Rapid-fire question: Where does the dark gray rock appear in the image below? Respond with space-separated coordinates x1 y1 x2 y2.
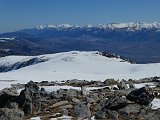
74 103 91 119
106 110 119 120
0 88 18 108
16 81 42 114
126 87 154 106
105 96 129 110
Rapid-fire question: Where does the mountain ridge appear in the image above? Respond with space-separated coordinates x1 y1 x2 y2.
35 22 160 30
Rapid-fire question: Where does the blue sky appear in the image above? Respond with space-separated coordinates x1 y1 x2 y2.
0 0 160 33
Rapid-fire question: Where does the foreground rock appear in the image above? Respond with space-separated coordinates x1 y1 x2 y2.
0 88 18 108
126 87 154 106
74 103 91 119
1 78 160 119
16 81 42 114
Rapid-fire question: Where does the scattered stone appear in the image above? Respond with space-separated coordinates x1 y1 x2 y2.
1 78 160 119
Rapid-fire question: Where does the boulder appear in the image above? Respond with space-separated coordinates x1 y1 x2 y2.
16 81 42 114
105 96 129 110
74 103 91 119
126 87 154 106
106 110 119 120
0 88 18 108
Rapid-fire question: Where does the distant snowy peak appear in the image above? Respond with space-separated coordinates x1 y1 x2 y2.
97 22 160 30
36 22 160 31
37 24 79 30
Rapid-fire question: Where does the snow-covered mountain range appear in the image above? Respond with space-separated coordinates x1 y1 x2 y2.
0 51 160 89
1 22 160 63
36 22 160 31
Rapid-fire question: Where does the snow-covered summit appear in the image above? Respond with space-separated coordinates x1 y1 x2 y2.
97 22 160 30
36 22 160 31
0 51 160 84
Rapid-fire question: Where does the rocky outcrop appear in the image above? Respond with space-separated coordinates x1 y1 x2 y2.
16 81 41 114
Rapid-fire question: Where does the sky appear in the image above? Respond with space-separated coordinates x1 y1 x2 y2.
0 0 160 33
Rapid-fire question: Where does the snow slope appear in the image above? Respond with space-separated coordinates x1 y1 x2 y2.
0 51 160 89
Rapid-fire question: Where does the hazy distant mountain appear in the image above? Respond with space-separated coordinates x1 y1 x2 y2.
0 22 160 63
